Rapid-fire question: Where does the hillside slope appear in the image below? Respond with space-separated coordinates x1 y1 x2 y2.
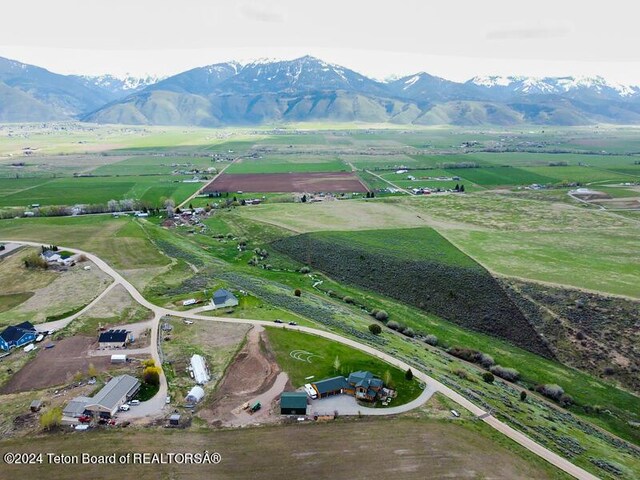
273 228 554 357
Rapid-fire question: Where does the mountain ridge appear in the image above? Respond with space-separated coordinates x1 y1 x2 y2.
2 54 640 126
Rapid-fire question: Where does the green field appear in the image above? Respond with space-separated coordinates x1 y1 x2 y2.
266 328 423 406
91 156 224 175
0 175 202 207
225 155 348 174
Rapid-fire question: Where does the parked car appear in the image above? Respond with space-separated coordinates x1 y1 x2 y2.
165 396 171 404
288 321 297 326
129 400 140 406
119 404 130 411
450 410 460 418
274 319 283 324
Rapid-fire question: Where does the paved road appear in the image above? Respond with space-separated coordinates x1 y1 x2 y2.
1 239 600 480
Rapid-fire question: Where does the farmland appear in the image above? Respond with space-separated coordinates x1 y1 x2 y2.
203 172 368 193
1 124 639 479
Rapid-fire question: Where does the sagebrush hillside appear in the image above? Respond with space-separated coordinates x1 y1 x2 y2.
273 227 554 357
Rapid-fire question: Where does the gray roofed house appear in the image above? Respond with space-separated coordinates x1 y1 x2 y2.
211 289 239 309
63 396 91 418
84 374 140 417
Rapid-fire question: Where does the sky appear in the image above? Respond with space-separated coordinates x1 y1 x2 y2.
1 0 640 84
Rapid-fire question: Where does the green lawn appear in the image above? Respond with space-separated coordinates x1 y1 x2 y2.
443 166 556 186
91 156 224 175
225 155 348 174
0 292 34 313
266 327 423 406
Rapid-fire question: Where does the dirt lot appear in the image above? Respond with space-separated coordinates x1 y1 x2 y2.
203 172 369 193
0 417 562 479
0 336 110 394
200 326 285 426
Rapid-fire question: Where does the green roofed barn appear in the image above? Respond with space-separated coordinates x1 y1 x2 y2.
280 392 308 415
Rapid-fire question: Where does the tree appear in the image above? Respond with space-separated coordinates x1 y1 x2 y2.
454 183 460 191
368 324 382 335
375 310 389 322
460 184 465 192
520 390 527 402
301 194 307 203
402 327 415 338
371 192 375 198
386 320 400 330
383 370 393 387
87 363 97 378
142 359 156 368
424 334 438 346
333 356 341 372
143 365 161 386
107 199 119 212
40 407 63 431
189 203 193 210
294 288 302 297
405 368 413 381
482 372 495 383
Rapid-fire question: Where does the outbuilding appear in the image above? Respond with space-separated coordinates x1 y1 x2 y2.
280 392 308 415
210 289 239 309
185 386 205 404
169 414 181 426
110 354 127 364
190 354 210 384
30 400 43 412
98 329 131 349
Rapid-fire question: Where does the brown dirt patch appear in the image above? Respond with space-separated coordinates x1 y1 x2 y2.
203 172 368 193
0 336 110 394
200 326 284 425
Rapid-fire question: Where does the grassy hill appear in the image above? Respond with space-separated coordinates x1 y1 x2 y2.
273 227 553 357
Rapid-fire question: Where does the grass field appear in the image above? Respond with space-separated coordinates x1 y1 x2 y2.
0 175 203 208
225 155 348 174
266 328 422 406
91 156 224 175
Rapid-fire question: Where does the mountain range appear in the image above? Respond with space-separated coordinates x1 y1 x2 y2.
2 55 640 126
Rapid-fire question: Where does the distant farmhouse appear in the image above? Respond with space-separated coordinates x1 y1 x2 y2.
310 371 384 402
211 289 239 309
0 321 37 351
63 374 140 421
98 329 132 349
40 249 74 266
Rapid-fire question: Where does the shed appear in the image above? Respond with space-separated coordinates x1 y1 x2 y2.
169 414 181 426
185 386 205 404
110 354 127 364
280 392 308 415
30 400 43 412
63 396 90 418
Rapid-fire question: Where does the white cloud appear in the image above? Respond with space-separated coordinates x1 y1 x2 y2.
238 2 285 23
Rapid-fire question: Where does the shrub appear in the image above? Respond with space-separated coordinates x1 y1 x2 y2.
368 324 382 335
520 390 527 402
536 384 565 401
143 366 161 386
423 334 438 346
387 321 400 330
405 368 413 380
343 296 355 304
294 289 302 297
369 309 379 317
375 310 389 322
448 346 481 363
40 407 63 431
482 372 495 383
24 253 48 270
300 266 311 274
402 327 415 338
479 353 495 368
559 394 574 407
490 365 520 382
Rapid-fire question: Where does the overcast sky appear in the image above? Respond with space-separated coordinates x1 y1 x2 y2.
2 0 639 84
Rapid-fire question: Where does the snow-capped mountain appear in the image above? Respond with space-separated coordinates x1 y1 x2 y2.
2 54 640 125
77 74 163 94
468 75 640 99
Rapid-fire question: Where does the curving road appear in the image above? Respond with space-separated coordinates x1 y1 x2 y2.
1 240 599 480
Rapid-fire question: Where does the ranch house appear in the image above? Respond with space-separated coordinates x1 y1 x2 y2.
0 321 37 351
311 370 384 402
